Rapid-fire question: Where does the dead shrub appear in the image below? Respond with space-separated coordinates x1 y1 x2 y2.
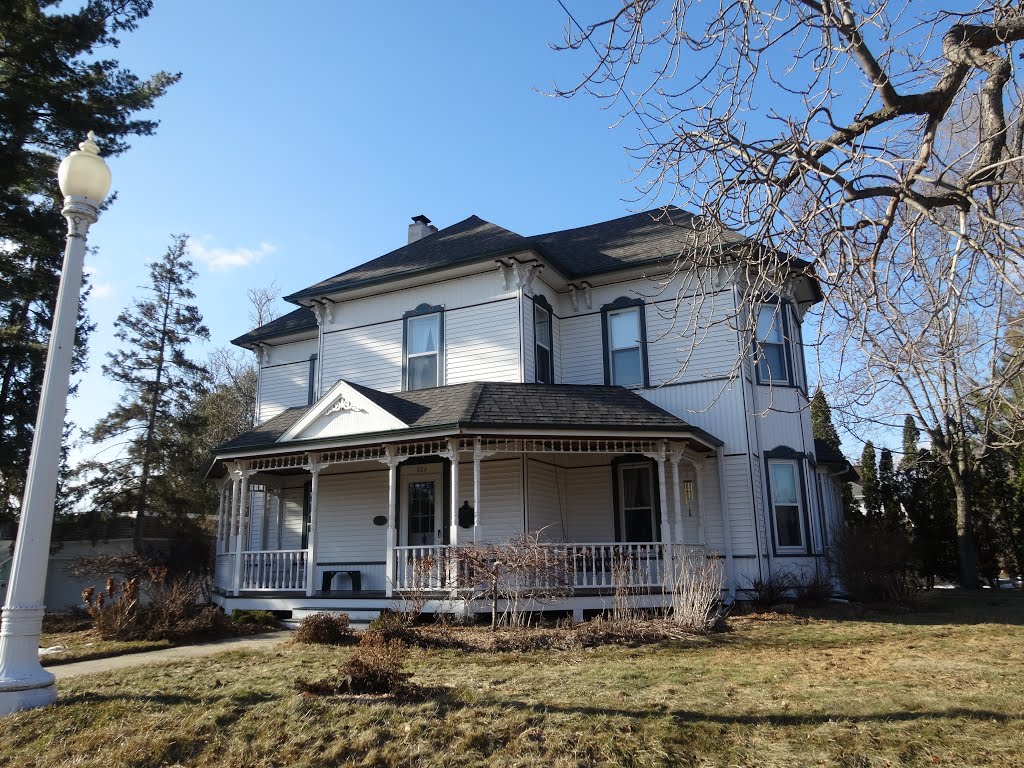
745 571 797 608
293 612 352 645
793 568 835 606
340 632 409 694
82 568 226 642
664 547 724 631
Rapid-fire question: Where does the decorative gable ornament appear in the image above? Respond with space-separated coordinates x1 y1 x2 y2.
325 396 363 416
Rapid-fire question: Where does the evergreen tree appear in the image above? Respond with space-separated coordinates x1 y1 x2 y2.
878 447 901 529
810 388 859 523
811 389 841 449
860 442 881 524
80 235 209 546
901 415 920 469
0 1 178 522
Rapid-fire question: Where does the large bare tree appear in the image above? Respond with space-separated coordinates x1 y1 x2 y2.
553 1 1024 586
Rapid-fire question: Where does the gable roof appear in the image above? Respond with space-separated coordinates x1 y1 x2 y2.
284 216 532 303
214 381 722 456
814 438 859 482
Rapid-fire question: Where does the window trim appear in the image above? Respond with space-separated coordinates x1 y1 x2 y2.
764 451 811 555
754 302 795 386
402 303 444 391
611 455 661 543
307 354 318 405
533 295 554 384
601 296 649 388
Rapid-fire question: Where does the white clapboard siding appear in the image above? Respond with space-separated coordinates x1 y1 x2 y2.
320 321 403 393
754 386 811 454
722 455 756 557
456 457 524 544
639 381 747 453
279 487 306 550
246 488 266 551
318 269 520 334
261 338 318 366
522 297 535 384
559 314 604 385
314 471 390 591
645 295 740 384
525 459 564 541
562 464 615 542
258 362 310 423
445 300 521 384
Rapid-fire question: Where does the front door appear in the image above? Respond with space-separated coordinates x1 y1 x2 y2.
401 464 444 546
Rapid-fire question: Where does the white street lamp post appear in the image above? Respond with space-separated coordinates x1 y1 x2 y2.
0 133 111 715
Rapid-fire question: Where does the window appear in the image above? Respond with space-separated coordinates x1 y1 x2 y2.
616 461 658 542
755 304 792 384
534 299 553 383
307 354 318 405
768 460 806 551
602 298 647 387
403 304 443 390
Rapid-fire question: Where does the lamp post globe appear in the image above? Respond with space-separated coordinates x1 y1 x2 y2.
0 132 110 716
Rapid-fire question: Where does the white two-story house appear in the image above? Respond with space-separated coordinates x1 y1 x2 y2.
207 208 853 618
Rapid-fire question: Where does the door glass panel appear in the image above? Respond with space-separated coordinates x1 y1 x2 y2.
408 480 435 545
620 465 655 542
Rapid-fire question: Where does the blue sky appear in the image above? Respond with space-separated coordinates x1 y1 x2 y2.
70 1 876 464
73 2 657 460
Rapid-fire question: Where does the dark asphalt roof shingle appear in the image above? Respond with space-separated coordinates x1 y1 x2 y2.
214 382 722 455
284 216 531 303
231 306 318 347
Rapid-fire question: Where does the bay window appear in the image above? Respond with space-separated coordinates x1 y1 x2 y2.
768 460 806 552
755 304 793 385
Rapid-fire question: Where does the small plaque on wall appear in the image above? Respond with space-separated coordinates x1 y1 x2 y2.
372 515 387 527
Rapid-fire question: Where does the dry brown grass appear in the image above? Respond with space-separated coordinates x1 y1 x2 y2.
3 591 1023 767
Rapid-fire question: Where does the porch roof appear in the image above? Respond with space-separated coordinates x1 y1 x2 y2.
215 381 723 456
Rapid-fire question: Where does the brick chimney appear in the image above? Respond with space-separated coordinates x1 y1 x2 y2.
408 214 438 244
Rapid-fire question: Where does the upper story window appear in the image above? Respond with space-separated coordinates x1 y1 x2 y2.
403 304 444 390
755 304 793 385
534 297 553 384
602 297 648 388
768 459 806 552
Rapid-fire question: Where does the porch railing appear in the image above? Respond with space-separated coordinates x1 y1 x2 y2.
392 542 702 593
239 549 307 592
214 552 235 592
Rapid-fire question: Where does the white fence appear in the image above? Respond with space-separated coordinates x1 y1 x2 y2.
238 549 307 592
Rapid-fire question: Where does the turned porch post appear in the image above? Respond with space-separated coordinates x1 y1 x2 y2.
232 464 255 596
654 442 671 547
448 438 460 548
670 452 684 545
473 437 482 543
215 480 227 555
304 455 322 597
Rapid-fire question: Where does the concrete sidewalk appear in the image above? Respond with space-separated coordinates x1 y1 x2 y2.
46 631 291 679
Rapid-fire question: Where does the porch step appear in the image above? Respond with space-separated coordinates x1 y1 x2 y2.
290 607 382 624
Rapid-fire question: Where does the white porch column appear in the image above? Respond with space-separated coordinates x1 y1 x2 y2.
304 455 322 597
232 464 255 596
448 438 460 548
377 446 408 598
716 446 736 597
670 453 684 545
694 462 707 545
274 489 285 550
654 442 671 547
473 438 482 543
226 465 240 553
215 480 227 554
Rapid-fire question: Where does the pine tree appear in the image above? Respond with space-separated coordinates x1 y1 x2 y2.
901 415 921 469
810 388 858 523
81 235 209 546
860 442 881 524
811 389 841 449
0 1 178 523
878 447 901 529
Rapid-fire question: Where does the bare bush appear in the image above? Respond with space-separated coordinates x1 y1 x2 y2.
829 526 919 603
455 533 573 629
293 612 352 645
339 632 409 694
664 547 724 631
745 571 798 609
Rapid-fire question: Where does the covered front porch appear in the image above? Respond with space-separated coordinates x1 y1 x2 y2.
211 433 731 607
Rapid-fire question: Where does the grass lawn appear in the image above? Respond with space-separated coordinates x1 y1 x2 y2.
2 591 1023 767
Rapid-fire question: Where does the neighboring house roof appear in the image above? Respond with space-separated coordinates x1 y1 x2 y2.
231 306 318 347
214 381 722 456
814 439 859 482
